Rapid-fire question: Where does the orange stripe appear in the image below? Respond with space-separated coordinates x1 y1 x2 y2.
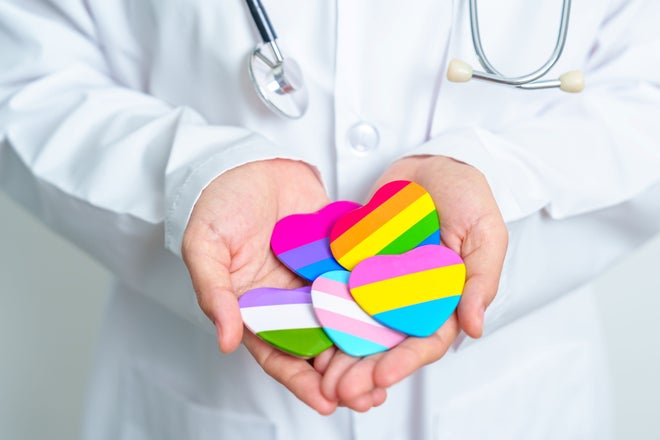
331 182 426 259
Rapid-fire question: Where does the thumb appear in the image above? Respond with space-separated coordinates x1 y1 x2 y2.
183 239 244 353
455 215 508 338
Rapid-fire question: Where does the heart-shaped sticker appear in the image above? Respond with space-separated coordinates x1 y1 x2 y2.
311 270 407 357
239 286 333 358
330 180 440 270
348 245 465 337
271 201 361 280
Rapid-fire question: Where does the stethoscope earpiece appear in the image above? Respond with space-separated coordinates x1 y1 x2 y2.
446 59 474 83
558 70 585 93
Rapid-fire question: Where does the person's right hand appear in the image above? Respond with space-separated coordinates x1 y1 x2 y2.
181 159 387 414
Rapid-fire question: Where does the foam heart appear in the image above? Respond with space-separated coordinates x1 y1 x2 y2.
311 270 407 357
348 245 465 337
330 180 440 270
239 286 333 358
271 201 361 280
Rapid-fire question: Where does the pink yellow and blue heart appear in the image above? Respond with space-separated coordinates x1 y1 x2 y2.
239 180 466 357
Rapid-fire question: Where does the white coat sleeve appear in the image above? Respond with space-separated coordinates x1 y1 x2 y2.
407 0 660 336
0 1 315 328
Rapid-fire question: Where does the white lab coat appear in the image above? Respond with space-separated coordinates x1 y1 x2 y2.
1 0 660 439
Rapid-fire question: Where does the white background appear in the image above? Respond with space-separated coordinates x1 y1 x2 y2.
1 191 659 439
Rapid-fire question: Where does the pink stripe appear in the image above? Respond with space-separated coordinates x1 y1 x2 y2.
311 277 353 300
271 201 360 254
315 309 406 348
349 245 463 288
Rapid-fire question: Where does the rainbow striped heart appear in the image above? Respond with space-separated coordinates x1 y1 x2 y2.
330 180 440 270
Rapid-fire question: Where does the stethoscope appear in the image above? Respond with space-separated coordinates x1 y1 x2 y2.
245 0 584 119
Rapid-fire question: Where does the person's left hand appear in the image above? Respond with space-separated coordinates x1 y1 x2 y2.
318 155 508 404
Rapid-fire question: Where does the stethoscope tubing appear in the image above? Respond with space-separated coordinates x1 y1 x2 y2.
245 0 277 43
243 0 582 119
245 0 284 63
469 0 571 88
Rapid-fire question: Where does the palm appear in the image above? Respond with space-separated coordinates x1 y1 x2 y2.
216 208 302 297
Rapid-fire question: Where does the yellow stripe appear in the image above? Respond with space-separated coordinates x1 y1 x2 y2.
350 264 466 315
331 183 426 258
337 193 435 270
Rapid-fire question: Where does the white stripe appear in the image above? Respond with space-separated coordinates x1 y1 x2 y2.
240 304 320 333
311 291 381 326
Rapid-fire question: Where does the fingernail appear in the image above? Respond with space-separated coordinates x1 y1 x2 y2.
476 306 486 334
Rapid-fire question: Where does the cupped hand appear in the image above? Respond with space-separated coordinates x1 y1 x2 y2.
181 159 341 414
321 155 508 404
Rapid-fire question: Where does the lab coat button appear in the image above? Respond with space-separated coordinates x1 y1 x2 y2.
347 122 379 155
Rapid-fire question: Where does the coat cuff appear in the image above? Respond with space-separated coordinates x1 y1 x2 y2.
401 127 548 224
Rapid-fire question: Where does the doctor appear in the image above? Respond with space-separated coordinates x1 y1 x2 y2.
1 0 659 439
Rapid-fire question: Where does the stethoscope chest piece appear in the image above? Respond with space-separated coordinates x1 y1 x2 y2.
248 45 308 119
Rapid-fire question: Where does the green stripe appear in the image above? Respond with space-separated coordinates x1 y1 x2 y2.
257 328 333 358
377 210 440 255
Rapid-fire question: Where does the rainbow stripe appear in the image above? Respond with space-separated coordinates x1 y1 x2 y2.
239 286 333 358
348 245 465 337
311 271 406 357
330 181 440 270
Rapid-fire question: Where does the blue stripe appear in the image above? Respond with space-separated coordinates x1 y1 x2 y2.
373 295 460 337
317 270 350 283
323 328 389 357
297 258 344 281
417 230 441 247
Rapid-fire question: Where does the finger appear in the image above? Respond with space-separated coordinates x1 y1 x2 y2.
456 275 490 338
338 387 387 412
320 352 361 401
183 236 243 353
336 353 383 402
457 215 508 338
243 330 338 415
371 387 388 407
373 316 460 389
313 346 338 375
340 393 373 412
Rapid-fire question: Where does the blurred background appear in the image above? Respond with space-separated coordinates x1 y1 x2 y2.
1 191 659 439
